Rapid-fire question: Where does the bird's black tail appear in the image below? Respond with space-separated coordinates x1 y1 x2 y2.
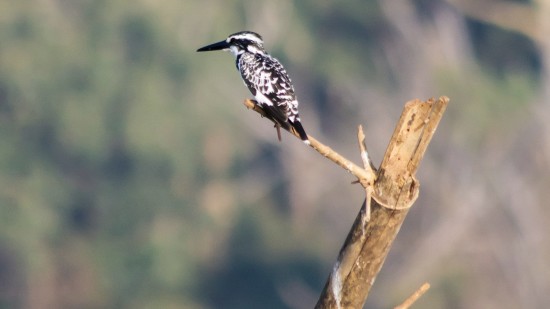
290 119 310 145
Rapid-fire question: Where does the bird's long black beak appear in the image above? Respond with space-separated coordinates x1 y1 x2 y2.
196 40 230 52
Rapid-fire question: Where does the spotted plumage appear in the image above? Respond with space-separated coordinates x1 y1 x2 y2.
197 31 309 144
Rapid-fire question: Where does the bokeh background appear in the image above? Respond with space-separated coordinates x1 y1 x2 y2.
0 0 548 308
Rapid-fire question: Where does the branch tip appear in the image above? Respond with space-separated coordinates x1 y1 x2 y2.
394 282 431 309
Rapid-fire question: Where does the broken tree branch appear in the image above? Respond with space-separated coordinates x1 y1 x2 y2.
315 97 448 308
243 96 449 308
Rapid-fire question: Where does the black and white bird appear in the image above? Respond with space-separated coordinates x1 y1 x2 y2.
197 31 309 144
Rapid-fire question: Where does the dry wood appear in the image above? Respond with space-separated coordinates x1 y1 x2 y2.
315 97 448 308
243 96 449 308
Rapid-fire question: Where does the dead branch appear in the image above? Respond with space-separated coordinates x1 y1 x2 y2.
243 96 449 308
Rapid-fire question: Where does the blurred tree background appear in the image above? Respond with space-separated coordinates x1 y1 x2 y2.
0 0 548 308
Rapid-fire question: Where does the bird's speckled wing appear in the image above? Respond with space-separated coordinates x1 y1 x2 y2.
238 53 299 129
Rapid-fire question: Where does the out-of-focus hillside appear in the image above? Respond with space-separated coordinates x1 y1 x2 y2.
0 1 548 308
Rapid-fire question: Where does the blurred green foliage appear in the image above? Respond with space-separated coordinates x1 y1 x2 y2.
0 0 542 308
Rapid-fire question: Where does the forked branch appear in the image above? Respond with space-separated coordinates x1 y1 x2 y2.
244 96 449 308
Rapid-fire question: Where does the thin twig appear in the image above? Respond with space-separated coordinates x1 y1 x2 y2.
394 282 431 309
357 125 377 174
244 99 377 185
357 125 376 221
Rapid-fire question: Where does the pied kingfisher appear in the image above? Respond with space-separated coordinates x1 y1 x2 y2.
197 31 309 144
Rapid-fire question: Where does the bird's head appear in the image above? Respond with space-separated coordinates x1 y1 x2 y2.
197 31 265 57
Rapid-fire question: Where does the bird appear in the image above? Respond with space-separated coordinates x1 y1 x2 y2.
197 31 309 144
